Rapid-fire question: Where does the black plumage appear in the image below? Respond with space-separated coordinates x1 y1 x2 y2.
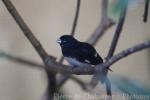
57 35 103 67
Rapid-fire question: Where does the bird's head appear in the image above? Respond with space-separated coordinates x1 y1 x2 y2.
57 35 78 48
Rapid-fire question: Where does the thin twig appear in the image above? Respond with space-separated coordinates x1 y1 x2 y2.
107 1 128 59
87 0 115 97
102 1 128 96
70 76 87 90
2 0 150 98
143 0 149 22
58 0 81 64
1 40 149 75
0 50 92 91
58 0 115 89
71 0 80 36
0 40 150 94
87 0 115 46
87 0 114 93
0 51 45 69
58 75 89 91
58 0 81 88
102 40 150 70
0 51 89 92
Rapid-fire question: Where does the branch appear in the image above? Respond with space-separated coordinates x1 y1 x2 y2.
0 50 98 93
58 0 81 63
87 0 115 46
58 0 114 92
0 51 45 70
107 1 128 59
143 0 149 22
58 0 115 90
58 0 81 88
1 40 150 99
0 51 91 92
0 50 97 93
2 0 56 99
1 40 149 75
0 40 150 95
100 2 128 96
88 0 128 96
101 40 150 70
71 0 80 36
2 0 150 98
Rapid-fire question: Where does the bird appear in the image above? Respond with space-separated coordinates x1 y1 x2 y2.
57 35 103 67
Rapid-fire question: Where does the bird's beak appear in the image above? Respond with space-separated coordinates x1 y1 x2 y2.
57 38 61 44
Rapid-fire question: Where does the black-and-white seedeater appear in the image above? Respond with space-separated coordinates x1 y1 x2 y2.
57 35 103 67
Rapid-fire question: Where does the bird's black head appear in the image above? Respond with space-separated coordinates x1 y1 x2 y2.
57 35 78 48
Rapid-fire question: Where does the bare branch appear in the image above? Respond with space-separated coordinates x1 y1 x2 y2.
0 50 94 92
2 0 55 61
0 51 45 69
2 0 56 99
71 0 81 36
107 1 128 59
102 40 150 70
87 0 115 46
86 0 115 96
2 0 150 98
1 40 150 99
0 40 150 97
59 0 81 64
99 2 128 96
59 76 91 92
58 0 115 90
58 0 81 88
57 74 70 88
70 76 87 90
1 40 149 75
143 0 149 22
0 51 89 93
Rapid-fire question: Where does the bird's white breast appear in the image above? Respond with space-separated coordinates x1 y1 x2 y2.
64 57 88 67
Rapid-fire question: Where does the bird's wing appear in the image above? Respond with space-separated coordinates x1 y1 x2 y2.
75 42 103 65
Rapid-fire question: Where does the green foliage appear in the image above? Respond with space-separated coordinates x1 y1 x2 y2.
108 0 142 19
111 75 150 100
109 0 128 18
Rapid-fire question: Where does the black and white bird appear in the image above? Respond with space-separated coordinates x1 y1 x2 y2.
57 35 103 67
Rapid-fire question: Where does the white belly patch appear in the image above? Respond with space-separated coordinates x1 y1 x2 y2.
65 57 87 67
